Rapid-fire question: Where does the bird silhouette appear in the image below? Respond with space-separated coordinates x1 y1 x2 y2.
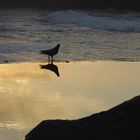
40 44 60 62
40 63 60 77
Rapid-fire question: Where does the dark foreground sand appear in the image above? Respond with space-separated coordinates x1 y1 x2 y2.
25 95 140 140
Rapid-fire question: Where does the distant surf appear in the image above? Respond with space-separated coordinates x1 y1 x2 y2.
48 10 140 32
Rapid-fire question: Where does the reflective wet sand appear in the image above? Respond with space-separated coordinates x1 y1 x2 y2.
0 61 139 140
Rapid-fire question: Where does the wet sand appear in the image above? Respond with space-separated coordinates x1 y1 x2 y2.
0 61 139 140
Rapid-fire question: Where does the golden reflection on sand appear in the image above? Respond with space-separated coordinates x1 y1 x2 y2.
0 61 140 131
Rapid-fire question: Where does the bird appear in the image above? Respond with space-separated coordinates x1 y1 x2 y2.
40 44 60 62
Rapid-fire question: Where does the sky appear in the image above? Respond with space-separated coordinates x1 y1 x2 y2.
0 0 140 10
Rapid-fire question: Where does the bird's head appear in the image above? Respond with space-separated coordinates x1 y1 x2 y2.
56 44 60 50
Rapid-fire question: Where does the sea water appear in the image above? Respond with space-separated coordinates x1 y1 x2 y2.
0 9 140 62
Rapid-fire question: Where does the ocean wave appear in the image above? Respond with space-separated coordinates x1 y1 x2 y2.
47 10 140 32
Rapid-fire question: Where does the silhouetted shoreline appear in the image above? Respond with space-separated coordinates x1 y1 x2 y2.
25 96 140 140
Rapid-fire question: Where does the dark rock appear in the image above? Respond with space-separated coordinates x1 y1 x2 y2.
4 60 9 63
25 96 140 140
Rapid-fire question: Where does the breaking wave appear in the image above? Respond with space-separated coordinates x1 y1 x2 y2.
48 10 140 32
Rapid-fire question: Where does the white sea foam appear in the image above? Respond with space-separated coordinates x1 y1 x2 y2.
48 10 140 32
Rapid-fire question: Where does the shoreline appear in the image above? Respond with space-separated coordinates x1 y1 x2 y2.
0 59 140 65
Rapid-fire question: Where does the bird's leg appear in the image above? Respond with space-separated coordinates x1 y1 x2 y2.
51 56 53 64
48 55 50 63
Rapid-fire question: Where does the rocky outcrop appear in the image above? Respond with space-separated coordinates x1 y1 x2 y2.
25 96 140 140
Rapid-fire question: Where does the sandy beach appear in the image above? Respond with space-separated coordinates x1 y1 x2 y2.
0 61 139 140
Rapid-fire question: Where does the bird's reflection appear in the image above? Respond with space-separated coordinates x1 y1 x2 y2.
40 62 60 77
